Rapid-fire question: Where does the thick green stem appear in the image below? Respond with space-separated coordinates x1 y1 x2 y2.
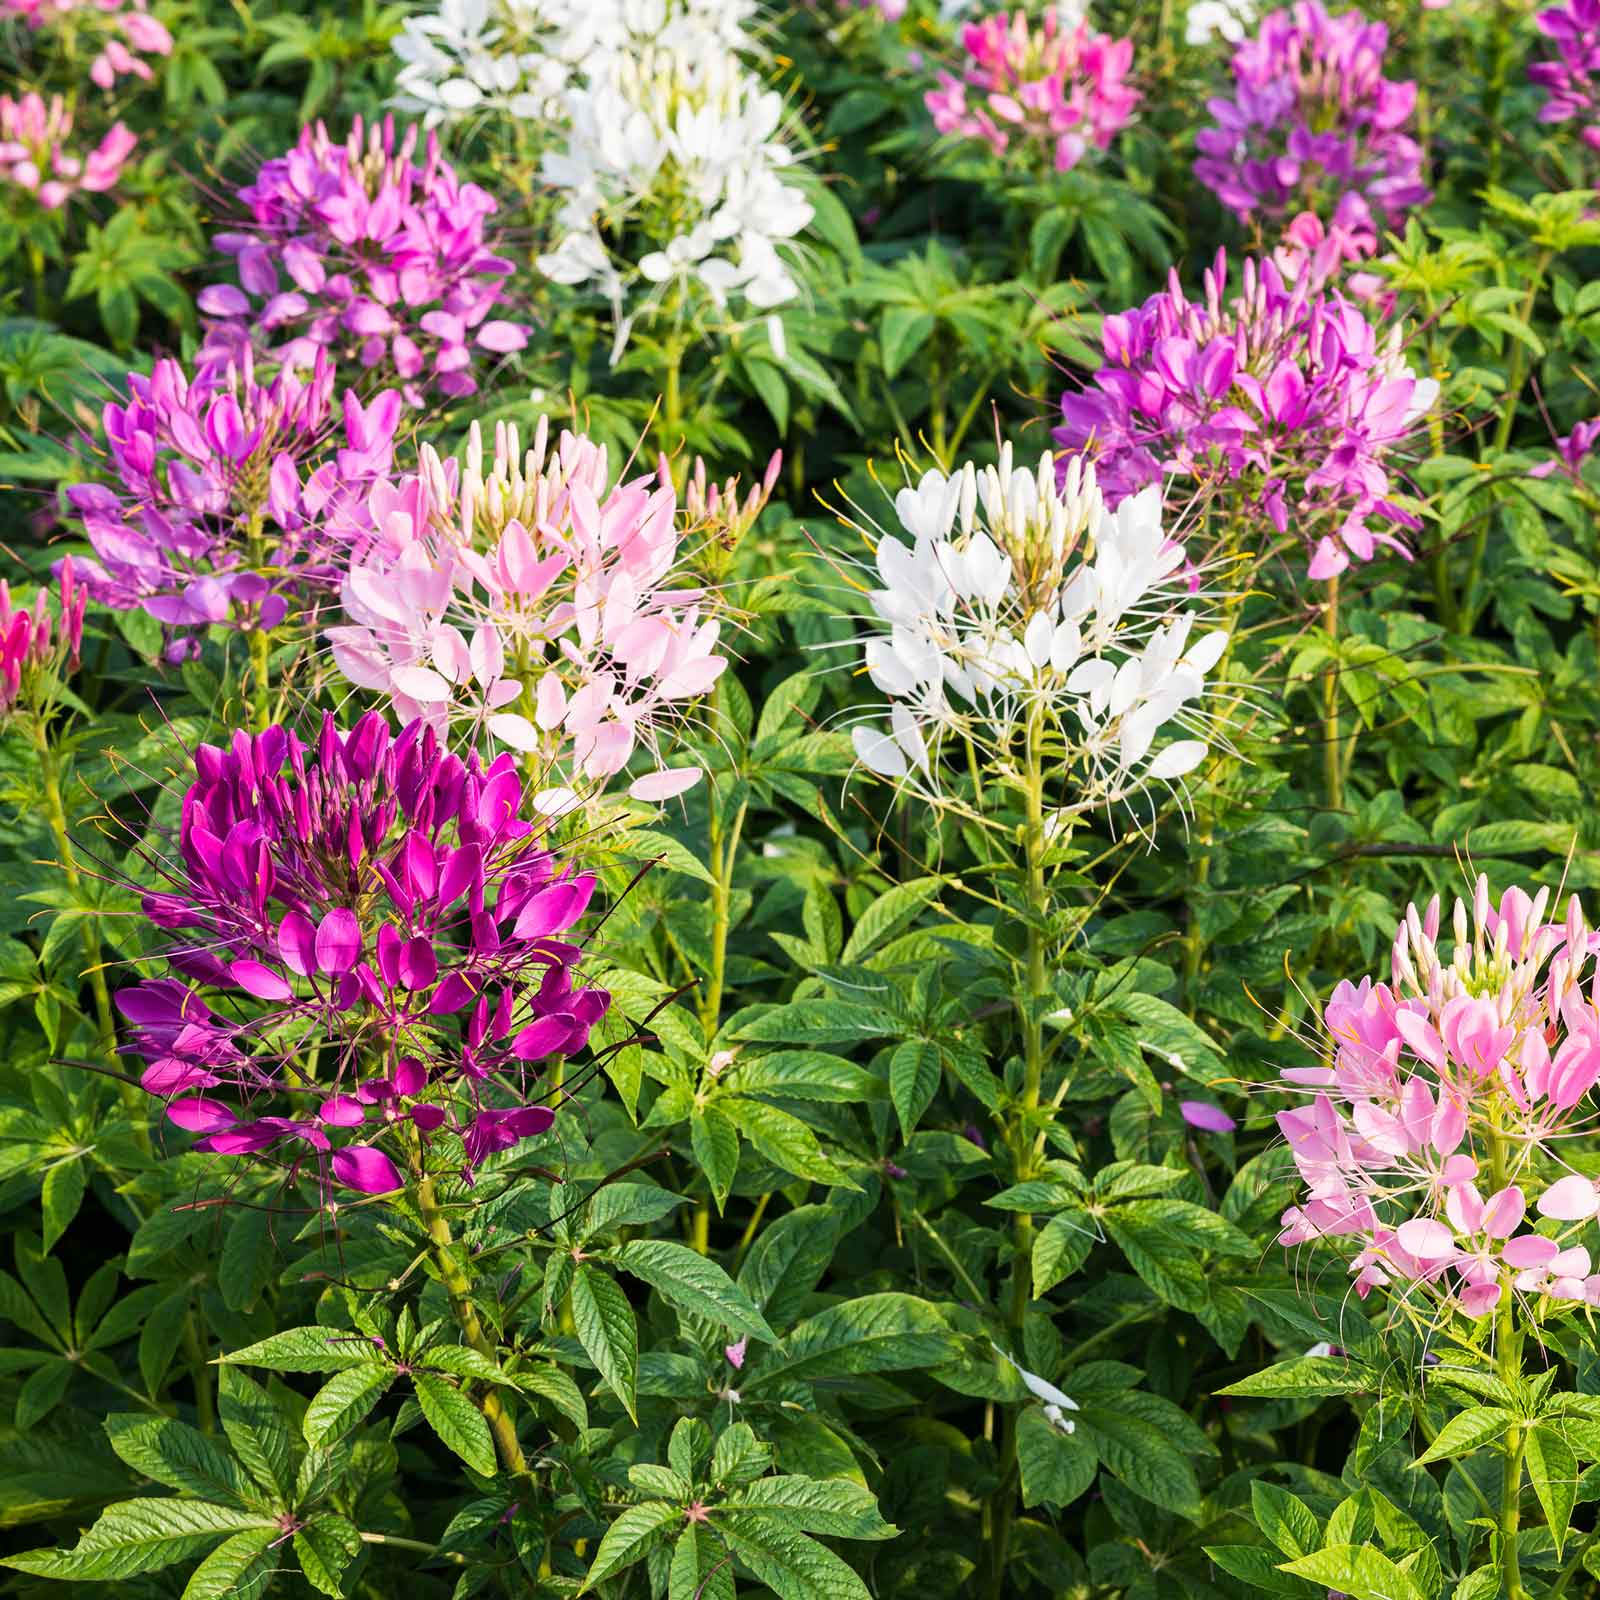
1487 1128 1528 1599
416 1173 531 1481
248 627 274 733
987 717 1051 1600
31 721 140 1124
700 794 747 1031
1322 573 1344 814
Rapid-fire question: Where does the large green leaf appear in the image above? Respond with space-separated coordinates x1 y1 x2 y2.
612 1240 776 1343
570 1263 639 1423
2 1498 274 1581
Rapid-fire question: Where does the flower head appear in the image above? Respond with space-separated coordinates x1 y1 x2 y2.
63 352 399 648
0 558 85 715
925 9 1140 174
1054 247 1436 580
328 415 725 803
0 92 134 209
2 0 174 87
1531 0 1600 152
1280 878 1600 1321
197 115 527 407
536 44 813 349
120 711 609 1192
846 443 1226 828
1194 2 1429 239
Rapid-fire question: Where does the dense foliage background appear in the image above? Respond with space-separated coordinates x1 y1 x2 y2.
5 0 1600 1596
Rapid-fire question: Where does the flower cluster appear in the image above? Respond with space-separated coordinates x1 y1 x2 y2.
392 0 758 130
1530 0 1600 153
1054 248 1437 580
197 116 527 407
0 558 85 714
120 712 609 1192
1280 879 1600 1319
2 0 173 87
924 9 1139 175
536 45 813 344
847 444 1227 822
65 352 400 645
1194 2 1429 239
328 416 725 806
0 92 134 209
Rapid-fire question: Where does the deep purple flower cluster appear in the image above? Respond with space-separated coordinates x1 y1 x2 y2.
1531 0 1600 152
64 352 399 650
1194 3 1429 236
118 711 609 1194
1054 248 1438 580
197 115 529 408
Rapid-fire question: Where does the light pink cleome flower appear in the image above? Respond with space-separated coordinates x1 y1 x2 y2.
0 92 134 209
329 416 727 807
1280 878 1600 1320
2 0 173 89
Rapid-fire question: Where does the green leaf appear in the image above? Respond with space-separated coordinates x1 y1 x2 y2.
1217 1357 1377 1399
1016 1410 1097 1510
1203 1545 1313 1595
749 1294 954 1387
720 1476 896 1539
40 1160 85 1254
413 1371 496 1476
223 1327 373 1374
1251 1480 1322 1559
671 1523 735 1600
1410 1406 1514 1466
692 1106 741 1211
724 1098 857 1188
1032 1210 1095 1296
217 1368 295 1502
570 1262 639 1423
180 1526 277 1600
2 1498 273 1581
737 1204 840 1329
219 1210 276 1314
840 878 942 963
612 1240 776 1343
103 1415 249 1505
1279 1544 1427 1600
1526 1425 1577 1557
716 1514 872 1600
879 307 934 379
1075 1408 1201 1519
303 1362 395 1450
294 1512 361 1597
889 1040 941 1139
584 1501 683 1588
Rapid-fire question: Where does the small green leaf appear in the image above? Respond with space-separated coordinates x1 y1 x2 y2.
179 1526 277 1600
584 1501 683 1589
611 1240 776 1343
889 1041 941 1139
570 1263 638 1423
413 1371 496 1476
303 1362 395 1450
1526 1425 1577 1557
1016 1410 1097 1510
1410 1406 1514 1466
1217 1357 1377 1400
294 1512 361 1598
720 1475 896 1539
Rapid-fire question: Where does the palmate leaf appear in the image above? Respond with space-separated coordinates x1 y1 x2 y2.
2 1498 276 1581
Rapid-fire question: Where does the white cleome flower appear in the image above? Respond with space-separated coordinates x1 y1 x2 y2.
1185 0 1256 45
846 445 1229 829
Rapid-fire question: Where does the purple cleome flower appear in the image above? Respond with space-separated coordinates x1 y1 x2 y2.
1194 2 1429 237
118 711 609 1193
1531 0 1600 151
198 115 529 408
1054 247 1438 580
64 351 399 652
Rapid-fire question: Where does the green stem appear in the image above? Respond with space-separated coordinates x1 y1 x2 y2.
987 711 1051 1600
248 627 274 733
358 1531 467 1564
659 329 688 478
1488 1127 1528 1599
690 1199 710 1257
1322 573 1343 814
415 1172 531 1481
31 720 141 1127
183 1312 216 1435
700 793 747 1032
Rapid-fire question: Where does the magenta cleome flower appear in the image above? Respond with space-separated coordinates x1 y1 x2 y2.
1279 879 1600 1321
63 352 399 649
197 115 529 408
1054 248 1438 580
925 9 1140 174
0 557 85 714
1194 3 1428 240
0 92 134 209
1531 0 1600 152
2 0 174 87
118 711 609 1193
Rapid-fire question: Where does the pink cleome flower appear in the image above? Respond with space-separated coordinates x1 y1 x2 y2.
0 92 134 209
0 557 85 713
926 9 1140 174
2 0 172 89
1530 0 1600 152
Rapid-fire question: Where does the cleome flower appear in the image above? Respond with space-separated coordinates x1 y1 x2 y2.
327 415 725 806
197 115 528 407
0 92 135 209
0 558 84 715
63 352 399 649
1530 0 1600 154
925 7 1140 175
118 711 610 1193
1054 247 1438 581
1 0 173 88
1279 878 1600 1321
535 42 813 349
845 443 1227 828
1194 1 1429 241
